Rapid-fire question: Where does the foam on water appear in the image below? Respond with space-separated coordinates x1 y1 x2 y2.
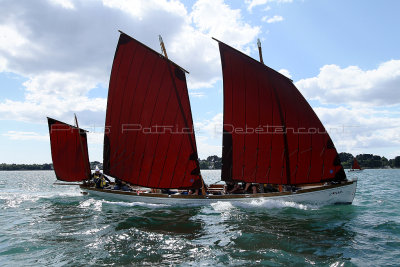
210 198 318 212
210 201 235 211
236 198 318 210
102 200 169 208
78 198 170 211
78 198 103 211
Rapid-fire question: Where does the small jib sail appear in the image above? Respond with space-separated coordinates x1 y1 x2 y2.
103 32 201 189
47 117 91 182
216 40 346 185
351 158 361 170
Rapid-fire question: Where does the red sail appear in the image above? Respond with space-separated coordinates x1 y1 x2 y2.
218 41 346 185
103 32 201 189
47 117 91 182
352 158 361 170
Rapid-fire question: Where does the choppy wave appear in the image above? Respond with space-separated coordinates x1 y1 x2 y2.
0 190 82 209
78 198 103 211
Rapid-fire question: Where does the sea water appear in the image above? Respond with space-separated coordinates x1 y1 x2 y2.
0 169 399 266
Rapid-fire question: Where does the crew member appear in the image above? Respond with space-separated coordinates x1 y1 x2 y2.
92 166 110 189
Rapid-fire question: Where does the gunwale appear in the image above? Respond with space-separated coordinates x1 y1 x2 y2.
80 180 356 201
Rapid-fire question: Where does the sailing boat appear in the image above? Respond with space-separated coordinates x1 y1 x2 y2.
349 158 362 171
49 31 357 205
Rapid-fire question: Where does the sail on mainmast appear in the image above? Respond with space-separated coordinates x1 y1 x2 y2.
103 32 201 189
217 40 346 185
47 117 91 182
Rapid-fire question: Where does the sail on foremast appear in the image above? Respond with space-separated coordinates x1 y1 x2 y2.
216 40 346 185
47 117 91 182
103 32 201 189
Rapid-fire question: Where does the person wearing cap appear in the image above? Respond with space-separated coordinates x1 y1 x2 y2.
92 166 110 189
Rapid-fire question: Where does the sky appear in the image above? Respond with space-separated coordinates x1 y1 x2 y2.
1 0 400 163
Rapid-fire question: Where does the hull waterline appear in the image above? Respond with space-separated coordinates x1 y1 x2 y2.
80 180 357 206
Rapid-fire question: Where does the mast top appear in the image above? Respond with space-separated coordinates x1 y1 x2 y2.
257 38 264 64
159 35 168 59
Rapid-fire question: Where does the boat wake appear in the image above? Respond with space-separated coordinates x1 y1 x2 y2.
102 200 169 209
78 198 169 211
242 198 321 210
211 199 320 211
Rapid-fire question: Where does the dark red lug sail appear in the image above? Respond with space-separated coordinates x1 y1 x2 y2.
47 117 91 182
103 32 201 189
352 158 361 170
217 41 346 185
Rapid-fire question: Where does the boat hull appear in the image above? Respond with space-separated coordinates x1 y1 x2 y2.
80 180 357 206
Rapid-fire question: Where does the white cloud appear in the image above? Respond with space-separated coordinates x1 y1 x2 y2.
194 113 223 158
87 132 104 144
186 0 260 88
189 91 206 98
49 0 75 9
195 113 223 139
196 135 222 159
191 0 260 48
3 131 48 141
0 25 30 58
103 0 188 21
313 106 400 158
278 68 291 79
293 59 400 158
296 60 400 106
263 6 271 11
264 15 284 23
246 0 293 12
0 71 106 124
0 0 261 123
246 0 267 13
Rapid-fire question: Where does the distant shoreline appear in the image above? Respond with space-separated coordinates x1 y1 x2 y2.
1 152 399 171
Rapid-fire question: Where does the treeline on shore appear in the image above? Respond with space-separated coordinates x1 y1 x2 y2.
200 153 400 170
199 156 222 170
339 153 400 169
0 163 53 171
0 161 103 171
1 154 399 171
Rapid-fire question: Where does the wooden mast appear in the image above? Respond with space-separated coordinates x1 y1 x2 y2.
74 114 91 180
257 38 264 64
159 35 169 59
